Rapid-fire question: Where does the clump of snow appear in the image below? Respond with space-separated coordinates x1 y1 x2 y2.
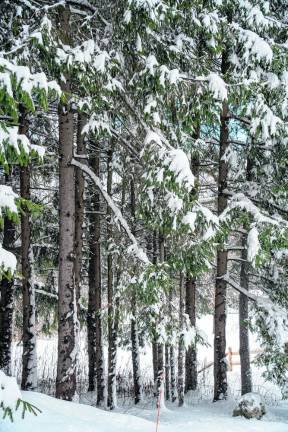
0 185 18 216
165 149 195 191
0 370 21 416
233 392 266 420
247 226 260 266
207 73 228 101
0 244 17 274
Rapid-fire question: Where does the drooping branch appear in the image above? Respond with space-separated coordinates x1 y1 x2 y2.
71 158 149 264
221 274 257 302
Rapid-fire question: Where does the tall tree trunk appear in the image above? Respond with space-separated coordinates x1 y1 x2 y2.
130 173 142 404
19 109 37 391
152 230 158 390
0 175 15 375
56 6 77 401
185 277 197 392
239 156 253 395
165 345 170 401
74 113 86 315
156 233 165 403
170 346 177 402
178 274 185 407
87 145 105 405
239 236 252 395
107 143 118 410
185 129 200 393
213 52 229 402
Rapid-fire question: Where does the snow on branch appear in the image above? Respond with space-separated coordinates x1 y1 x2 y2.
71 158 149 264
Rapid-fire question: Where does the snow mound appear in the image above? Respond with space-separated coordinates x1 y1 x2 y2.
233 392 266 420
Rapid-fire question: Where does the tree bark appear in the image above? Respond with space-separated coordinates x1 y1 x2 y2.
130 173 142 404
185 277 197 392
156 234 165 403
19 109 37 391
56 6 77 401
165 345 170 401
87 144 105 405
178 274 185 406
0 179 15 375
239 156 253 395
74 113 86 316
107 143 118 410
170 346 177 402
213 52 229 400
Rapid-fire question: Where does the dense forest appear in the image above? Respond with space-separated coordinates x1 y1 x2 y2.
0 1 288 430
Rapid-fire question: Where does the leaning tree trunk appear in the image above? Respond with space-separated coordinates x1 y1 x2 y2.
0 176 16 375
239 156 253 395
213 52 229 402
20 109 37 391
185 277 197 392
74 113 87 316
130 173 142 404
178 274 185 407
87 145 105 405
165 345 170 401
56 6 77 401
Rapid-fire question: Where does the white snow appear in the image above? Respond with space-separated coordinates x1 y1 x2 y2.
0 371 21 416
207 73 228 101
0 244 17 274
1 390 288 432
247 226 260 265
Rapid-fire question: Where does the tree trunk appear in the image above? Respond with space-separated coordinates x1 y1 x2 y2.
74 113 86 315
156 234 165 403
213 53 229 401
239 236 252 395
0 181 15 375
185 277 197 392
239 156 253 395
56 6 77 401
178 274 185 407
130 173 142 404
87 145 105 405
165 345 170 400
107 143 118 410
170 346 177 402
19 109 37 391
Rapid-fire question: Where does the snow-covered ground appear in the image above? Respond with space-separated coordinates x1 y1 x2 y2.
1 391 288 432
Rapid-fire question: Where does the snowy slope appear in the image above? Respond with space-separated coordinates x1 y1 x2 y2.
1 391 288 432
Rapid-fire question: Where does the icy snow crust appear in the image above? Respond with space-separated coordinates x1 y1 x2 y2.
1 391 288 432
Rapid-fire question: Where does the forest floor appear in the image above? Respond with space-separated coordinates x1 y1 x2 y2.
1 391 288 432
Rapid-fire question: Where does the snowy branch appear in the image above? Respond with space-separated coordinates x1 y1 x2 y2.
71 158 149 264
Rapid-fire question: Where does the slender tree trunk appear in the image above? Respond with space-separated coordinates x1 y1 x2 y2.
178 274 185 407
152 230 158 390
185 127 200 393
156 234 165 403
130 173 142 404
74 113 86 315
56 6 77 401
239 236 252 395
239 156 253 395
213 53 229 402
0 177 15 375
87 145 105 405
185 277 197 392
165 345 170 400
170 346 177 402
19 109 37 391
107 143 118 410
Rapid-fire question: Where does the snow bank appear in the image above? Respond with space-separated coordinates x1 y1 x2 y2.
1 391 288 432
